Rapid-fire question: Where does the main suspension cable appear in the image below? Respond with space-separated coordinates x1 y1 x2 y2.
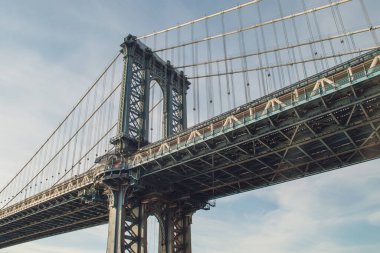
137 0 261 40
152 0 351 53
175 26 379 70
188 46 379 79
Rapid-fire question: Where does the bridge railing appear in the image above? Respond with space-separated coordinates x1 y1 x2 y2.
0 165 106 220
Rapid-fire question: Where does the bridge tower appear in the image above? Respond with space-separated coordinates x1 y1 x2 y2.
98 34 196 253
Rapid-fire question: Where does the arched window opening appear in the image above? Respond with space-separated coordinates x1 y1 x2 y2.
147 215 160 253
148 80 164 143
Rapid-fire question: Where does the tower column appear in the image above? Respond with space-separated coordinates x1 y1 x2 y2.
101 34 191 253
125 201 147 253
156 203 193 253
171 208 192 253
105 187 196 253
106 185 127 253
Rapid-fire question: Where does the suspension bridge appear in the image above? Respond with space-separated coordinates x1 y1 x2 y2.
1 0 380 252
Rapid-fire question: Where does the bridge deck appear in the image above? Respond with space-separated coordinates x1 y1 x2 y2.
1 49 380 248
125 49 380 200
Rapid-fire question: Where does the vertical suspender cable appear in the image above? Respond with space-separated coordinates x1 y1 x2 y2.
161 31 169 137
257 3 272 93
61 116 68 177
277 0 299 84
170 31 175 64
272 22 285 90
65 111 74 180
71 97 83 177
312 10 330 69
177 24 181 68
40 132 48 188
332 0 356 54
191 23 198 124
205 17 215 118
56 123 63 178
99 72 108 156
301 0 320 73
71 111 79 178
359 0 379 45
252 5 265 97
331 4 344 63
94 76 107 156
216 62 223 114
291 17 308 79
107 60 117 153
195 32 200 123
229 59 236 107
165 31 169 62
151 34 157 141
80 94 90 175
47 132 55 188
149 81 155 143
221 13 232 110
238 7 251 102
326 3 341 65
254 22 265 97
52 125 61 182
91 83 99 153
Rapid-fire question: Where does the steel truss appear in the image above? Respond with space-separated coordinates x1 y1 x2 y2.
111 34 189 152
137 89 380 200
126 49 380 202
101 35 192 253
101 175 197 253
122 195 194 253
0 189 108 249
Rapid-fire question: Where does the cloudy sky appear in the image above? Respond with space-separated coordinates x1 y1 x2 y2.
1 0 380 252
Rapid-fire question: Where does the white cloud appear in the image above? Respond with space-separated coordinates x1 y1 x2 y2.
367 211 380 226
192 161 380 253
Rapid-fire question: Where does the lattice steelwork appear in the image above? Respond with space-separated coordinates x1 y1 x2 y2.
126 50 380 200
1 0 380 252
111 35 190 152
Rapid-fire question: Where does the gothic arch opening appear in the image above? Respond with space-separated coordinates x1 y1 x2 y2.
147 215 160 253
148 79 164 143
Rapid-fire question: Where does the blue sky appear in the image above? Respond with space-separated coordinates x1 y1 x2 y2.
1 0 380 252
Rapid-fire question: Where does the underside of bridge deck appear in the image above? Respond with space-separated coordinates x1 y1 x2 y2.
138 74 380 201
0 188 108 249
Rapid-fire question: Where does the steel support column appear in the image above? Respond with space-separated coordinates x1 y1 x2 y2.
106 194 194 253
106 185 128 253
142 199 193 253
125 201 147 253
171 208 192 253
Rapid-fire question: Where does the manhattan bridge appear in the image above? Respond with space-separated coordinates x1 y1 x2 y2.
1 0 380 252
